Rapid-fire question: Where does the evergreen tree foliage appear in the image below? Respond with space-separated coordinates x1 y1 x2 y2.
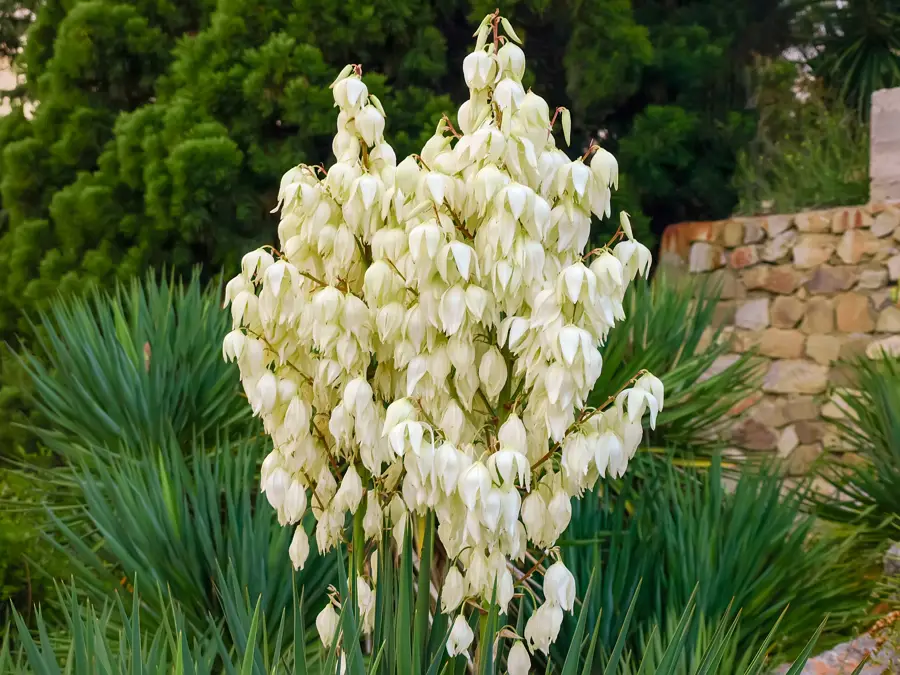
0 0 804 452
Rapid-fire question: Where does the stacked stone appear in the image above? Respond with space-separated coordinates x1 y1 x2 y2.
661 204 900 473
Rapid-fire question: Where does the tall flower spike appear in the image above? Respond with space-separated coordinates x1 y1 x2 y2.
223 12 662 654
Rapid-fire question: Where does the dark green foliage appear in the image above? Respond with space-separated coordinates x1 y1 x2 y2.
812 355 900 548
806 0 900 117
19 270 252 453
734 58 870 216
560 457 873 668
0 272 256 623
41 433 335 640
1 553 827 675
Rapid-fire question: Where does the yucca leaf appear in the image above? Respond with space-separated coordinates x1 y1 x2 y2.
604 579 642 675
413 513 435 673
781 617 827 675
561 574 595 675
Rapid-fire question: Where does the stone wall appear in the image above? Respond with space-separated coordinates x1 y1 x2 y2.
872 87 900 203
660 203 900 472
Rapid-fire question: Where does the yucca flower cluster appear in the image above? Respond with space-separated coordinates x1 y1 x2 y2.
223 12 661 667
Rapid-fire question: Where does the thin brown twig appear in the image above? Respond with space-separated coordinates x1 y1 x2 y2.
491 9 501 54
441 114 462 139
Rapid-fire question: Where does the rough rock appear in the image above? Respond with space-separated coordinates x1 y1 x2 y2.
689 242 724 272
743 219 765 244
763 214 793 238
868 334 900 359
752 398 788 428
793 234 836 268
838 333 873 360
795 211 831 233
832 207 872 233
835 293 875 333
722 220 744 248
713 301 736 327
821 390 854 421
731 418 778 451
759 328 805 359
801 297 835 334
787 444 822 475
872 207 899 237
836 229 878 264
777 425 799 457
700 354 740 381
762 230 798 262
871 289 894 310
735 298 770 331
709 268 744 300
771 296 805 328
783 396 819 422
730 330 759 353
857 265 888 289
795 420 825 444
885 542 900 577
805 265 858 294
805 334 842 365
887 254 900 281
729 245 759 269
772 635 898 675
763 360 829 394
876 306 900 332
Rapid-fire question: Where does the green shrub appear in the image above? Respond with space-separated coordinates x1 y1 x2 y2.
19 271 252 454
561 456 874 667
813 355 900 548
0 272 255 621
733 58 869 217
40 432 335 644
2 538 834 675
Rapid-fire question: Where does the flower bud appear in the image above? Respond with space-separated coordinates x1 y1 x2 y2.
520 492 548 544
458 461 490 510
441 567 466 613
316 603 340 648
547 489 572 538
462 50 496 90
289 526 310 570
363 491 383 539
543 561 576 611
590 147 618 190
497 42 526 80
493 78 525 111
333 76 368 110
355 104 385 146
508 641 531 675
335 465 364 514
478 346 507 400
282 480 308 524
446 614 475 656
262 467 290 510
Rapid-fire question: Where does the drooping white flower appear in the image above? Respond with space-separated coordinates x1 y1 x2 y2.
441 566 466 614
316 603 340 648
447 615 475 656
543 560 576 611
524 602 563 655
508 640 531 675
289 526 310 570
